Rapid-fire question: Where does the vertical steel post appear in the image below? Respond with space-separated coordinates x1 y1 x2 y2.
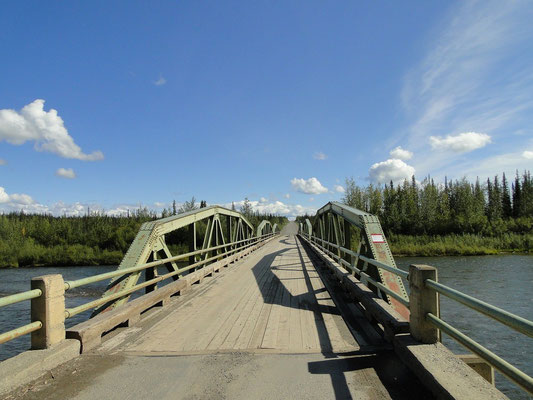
189 222 196 265
146 251 158 293
343 218 352 266
227 216 232 250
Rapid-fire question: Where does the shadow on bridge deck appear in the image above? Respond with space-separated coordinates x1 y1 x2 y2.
9 232 434 400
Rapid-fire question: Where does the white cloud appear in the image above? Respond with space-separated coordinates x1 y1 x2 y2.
333 184 345 193
260 197 268 203
523 150 533 159
0 100 104 161
0 188 175 216
0 187 35 206
154 76 167 86
397 1 533 178
291 177 328 194
445 150 533 182
389 146 413 160
228 199 315 218
369 159 415 185
55 168 76 179
284 193 290 199
429 132 491 153
0 159 6 165
313 152 327 160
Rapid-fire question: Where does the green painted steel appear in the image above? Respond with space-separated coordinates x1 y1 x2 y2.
307 235 409 280
65 236 267 291
425 279 533 338
305 201 409 319
256 220 273 237
426 313 533 395
0 290 43 346
0 321 42 345
66 234 274 318
92 206 258 316
303 235 409 307
0 289 42 308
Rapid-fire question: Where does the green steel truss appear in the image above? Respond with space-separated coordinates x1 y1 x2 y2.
92 206 264 316
302 201 409 318
256 220 275 237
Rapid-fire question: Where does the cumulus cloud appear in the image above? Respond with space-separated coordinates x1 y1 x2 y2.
291 177 328 194
0 187 35 206
284 193 290 199
389 146 413 160
154 76 167 86
313 152 327 160
429 132 491 153
334 184 345 193
0 100 104 161
0 159 6 165
228 199 315 218
55 168 76 179
523 150 533 159
369 159 415 185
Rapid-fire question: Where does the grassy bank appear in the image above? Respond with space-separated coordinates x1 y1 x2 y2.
0 211 288 268
388 233 532 256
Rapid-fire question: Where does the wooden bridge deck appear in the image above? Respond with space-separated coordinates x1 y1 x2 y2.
12 229 434 400
124 235 358 355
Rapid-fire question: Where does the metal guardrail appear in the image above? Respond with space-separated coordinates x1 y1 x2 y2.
64 235 270 291
0 232 276 348
64 233 275 318
0 289 43 345
306 234 410 308
427 313 533 394
300 223 533 396
425 279 533 338
0 205 279 355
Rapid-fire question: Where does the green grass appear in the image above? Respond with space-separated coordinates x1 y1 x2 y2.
388 233 532 256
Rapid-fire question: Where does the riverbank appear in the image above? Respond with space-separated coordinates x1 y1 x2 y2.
0 244 123 268
389 233 532 256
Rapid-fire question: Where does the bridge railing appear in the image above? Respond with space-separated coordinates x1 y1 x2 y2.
299 202 533 396
305 233 409 307
63 233 275 319
0 205 280 358
0 290 43 346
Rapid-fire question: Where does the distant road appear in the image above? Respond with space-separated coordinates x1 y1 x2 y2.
281 221 298 236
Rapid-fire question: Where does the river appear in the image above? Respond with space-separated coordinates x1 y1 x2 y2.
0 255 532 399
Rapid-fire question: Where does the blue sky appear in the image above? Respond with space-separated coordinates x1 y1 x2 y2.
1 1 532 218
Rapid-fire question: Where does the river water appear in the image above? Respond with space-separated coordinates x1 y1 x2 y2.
395 255 532 400
0 255 532 398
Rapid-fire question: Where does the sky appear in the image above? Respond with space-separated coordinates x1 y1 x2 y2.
1 1 532 218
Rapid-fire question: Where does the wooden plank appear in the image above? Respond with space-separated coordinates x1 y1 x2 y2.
248 253 286 349
288 250 303 350
297 244 319 350
205 256 273 350
219 252 274 349
233 251 281 349
276 253 292 350
260 269 285 349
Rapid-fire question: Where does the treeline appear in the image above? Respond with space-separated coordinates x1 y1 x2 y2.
298 171 533 255
0 197 288 268
342 171 532 236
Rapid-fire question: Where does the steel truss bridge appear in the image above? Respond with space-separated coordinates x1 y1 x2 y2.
0 202 531 399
